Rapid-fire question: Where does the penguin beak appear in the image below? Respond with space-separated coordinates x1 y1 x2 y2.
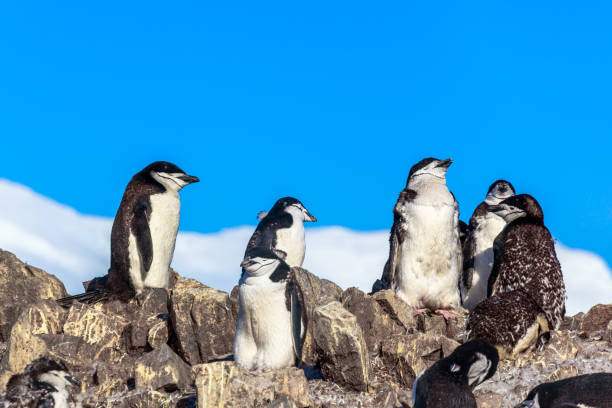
179 174 200 184
303 209 317 222
514 402 535 408
436 158 453 168
65 374 81 386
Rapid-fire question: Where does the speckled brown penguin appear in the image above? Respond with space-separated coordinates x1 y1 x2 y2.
468 194 565 359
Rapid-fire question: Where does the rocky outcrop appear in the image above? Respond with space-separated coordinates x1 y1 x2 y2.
579 303 612 337
170 277 235 365
292 267 342 367
0 254 610 408
0 250 67 341
312 301 369 392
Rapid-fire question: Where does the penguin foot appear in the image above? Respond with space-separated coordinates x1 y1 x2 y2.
413 307 429 315
435 309 456 320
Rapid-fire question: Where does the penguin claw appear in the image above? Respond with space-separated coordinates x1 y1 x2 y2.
413 307 429 315
435 309 456 320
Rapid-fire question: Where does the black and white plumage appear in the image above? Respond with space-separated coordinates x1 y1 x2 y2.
243 197 316 268
2 358 81 408
374 158 461 316
515 373 612 408
234 248 305 371
460 180 515 310
58 161 199 305
412 339 499 408
468 194 565 359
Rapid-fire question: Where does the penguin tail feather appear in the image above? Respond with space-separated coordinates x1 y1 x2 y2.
55 290 111 308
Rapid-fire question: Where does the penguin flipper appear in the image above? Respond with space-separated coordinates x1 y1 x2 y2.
132 197 153 280
289 271 306 366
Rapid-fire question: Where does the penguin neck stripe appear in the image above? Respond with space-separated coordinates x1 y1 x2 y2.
156 173 182 189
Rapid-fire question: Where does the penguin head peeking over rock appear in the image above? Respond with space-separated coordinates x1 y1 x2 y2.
412 338 499 408
514 373 612 408
4 358 81 407
244 196 316 269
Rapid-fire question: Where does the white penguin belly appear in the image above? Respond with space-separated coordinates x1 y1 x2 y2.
462 214 507 310
128 191 180 292
234 277 295 371
395 203 460 310
275 222 305 267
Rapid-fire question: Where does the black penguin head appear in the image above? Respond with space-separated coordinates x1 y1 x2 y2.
137 161 200 192
240 247 290 281
485 180 516 205
407 157 452 184
268 197 317 222
489 194 543 223
446 339 499 389
27 358 81 388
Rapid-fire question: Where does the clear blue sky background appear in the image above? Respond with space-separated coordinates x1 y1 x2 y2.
0 2 611 265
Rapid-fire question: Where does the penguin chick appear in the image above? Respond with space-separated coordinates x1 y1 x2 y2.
244 197 316 268
4 358 81 408
461 180 515 310
487 194 566 331
375 158 461 317
467 290 549 360
412 338 499 408
515 373 612 408
234 248 305 372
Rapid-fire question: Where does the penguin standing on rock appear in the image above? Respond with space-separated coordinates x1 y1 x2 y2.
3 358 81 407
468 194 565 359
515 373 612 408
412 338 499 408
461 180 515 310
234 197 314 371
374 158 461 318
57 161 199 305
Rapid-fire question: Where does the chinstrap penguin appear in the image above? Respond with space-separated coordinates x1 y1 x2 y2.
412 338 499 408
234 248 305 371
57 161 199 305
243 197 316 268
3 358 81 408
515 373 612 408
460 180 515 310
468 194 565 359
374 158 461 318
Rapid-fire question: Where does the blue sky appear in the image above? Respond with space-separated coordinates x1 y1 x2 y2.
0 2 611 265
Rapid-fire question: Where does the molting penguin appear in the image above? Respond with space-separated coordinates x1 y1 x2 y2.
58 161 199 305
374 158 461 318
515 373 612 408
412 338 499 408
243 197 316 268
3 358 81 408
460 180 515 310
234 247 305 371
468 194 565 359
